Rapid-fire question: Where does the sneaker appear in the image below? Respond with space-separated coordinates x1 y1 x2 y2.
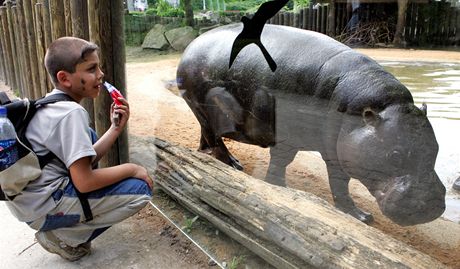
35 231 91 261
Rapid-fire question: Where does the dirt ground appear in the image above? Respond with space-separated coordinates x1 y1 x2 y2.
125 47 460 268
1 47 460 268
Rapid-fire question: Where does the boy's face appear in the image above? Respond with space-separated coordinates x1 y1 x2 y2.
67 50 104 101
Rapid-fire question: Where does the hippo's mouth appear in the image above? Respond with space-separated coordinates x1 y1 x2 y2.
373 174 445 226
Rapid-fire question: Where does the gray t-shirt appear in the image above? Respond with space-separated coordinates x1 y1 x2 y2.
6 89 96 222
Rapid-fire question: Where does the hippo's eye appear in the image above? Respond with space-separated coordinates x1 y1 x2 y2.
387 150 404 167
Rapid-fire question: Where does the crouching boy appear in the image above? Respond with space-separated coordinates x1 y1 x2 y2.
5 37 153 261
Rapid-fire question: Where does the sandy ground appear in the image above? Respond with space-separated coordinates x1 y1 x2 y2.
1 47 460 268
125 47 460 268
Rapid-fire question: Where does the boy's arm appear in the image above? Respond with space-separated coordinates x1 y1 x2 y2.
70 97 153 192
92 97 129 163
69 156 153 193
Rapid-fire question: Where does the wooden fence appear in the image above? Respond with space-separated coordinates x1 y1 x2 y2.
125 2 460 47
404 1 460 46
0 0 128 167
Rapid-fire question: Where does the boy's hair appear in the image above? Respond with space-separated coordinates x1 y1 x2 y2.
45 37 99 86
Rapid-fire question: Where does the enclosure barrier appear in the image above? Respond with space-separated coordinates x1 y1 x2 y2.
0 0 127 167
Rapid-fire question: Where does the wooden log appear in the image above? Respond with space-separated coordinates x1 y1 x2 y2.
294 12 300 29
16 1 34 98
273 12 279 25
0 21 5 82
110 0 129 164
302 7 307 30
284 12 290 26
5 2 20 92
41 0 52 49
40 0 53 91
34 3 48 96
70 0 88 39
312 7 317 32
70 0 93 128
1 6 14 89
63 0 71 36
327 1 335 36
131 136 448 269
49 0 66 40
88 0 127 167
11 6 25 97
456 9 460 46
21 0 41 99
448 6 456 45
403 3 412 44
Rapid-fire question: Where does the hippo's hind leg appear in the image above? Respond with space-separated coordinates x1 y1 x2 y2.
325 160 373 224
265 145 298 187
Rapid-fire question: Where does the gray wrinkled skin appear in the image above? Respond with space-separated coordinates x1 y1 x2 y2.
177 24 446 226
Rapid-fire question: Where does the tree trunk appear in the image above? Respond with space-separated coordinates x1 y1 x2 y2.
130 136 447 269
393 0 409 46
183 0 194 27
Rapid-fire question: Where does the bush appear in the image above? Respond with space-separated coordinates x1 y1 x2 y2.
145 8 156 15
225 0 265 12
155 0 184 17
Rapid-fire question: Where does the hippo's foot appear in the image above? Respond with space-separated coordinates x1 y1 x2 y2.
199 147 243 171
453 177 460 191
338 206 374 224
228 154 244 171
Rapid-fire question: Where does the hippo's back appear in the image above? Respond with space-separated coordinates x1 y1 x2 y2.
177 24 357 95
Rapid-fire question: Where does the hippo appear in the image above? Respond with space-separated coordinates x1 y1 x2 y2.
176 24 446 226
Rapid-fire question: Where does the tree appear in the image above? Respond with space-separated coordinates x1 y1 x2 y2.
184 0 194 26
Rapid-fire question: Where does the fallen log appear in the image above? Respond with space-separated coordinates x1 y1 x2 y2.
130 136 447 269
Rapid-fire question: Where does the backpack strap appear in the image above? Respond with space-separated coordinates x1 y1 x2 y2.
35 93 94 222
35 93 76 107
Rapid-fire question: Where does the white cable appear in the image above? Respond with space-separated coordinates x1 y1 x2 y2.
148 201 224 268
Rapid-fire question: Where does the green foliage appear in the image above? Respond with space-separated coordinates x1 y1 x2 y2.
155 0 185 17
145 8 156 15
129 11 147 16
228 255 246 269
223 0 307 12
225 0 265 11
181 215 199 233
293 0 310 11
147 0 157 8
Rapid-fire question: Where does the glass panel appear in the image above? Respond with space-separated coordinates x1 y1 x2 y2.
125 1 460 267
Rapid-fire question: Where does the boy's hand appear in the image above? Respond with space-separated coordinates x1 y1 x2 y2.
132 164 154 189
111 97 130 129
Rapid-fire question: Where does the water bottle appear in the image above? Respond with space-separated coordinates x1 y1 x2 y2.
0 106 18 171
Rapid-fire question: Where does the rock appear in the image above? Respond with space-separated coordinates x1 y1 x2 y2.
164 26 197 51
198 24 222 35
142 24 170 50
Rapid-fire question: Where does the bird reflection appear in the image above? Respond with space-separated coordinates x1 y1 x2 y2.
229 0 289 72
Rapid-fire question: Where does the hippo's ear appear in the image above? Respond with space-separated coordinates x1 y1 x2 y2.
362 108 382 127
420 102 427 116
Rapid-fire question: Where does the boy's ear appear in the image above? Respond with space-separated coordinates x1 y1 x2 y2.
56 70 72 88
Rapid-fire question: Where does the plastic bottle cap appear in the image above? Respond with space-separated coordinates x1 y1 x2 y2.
0 106 6 116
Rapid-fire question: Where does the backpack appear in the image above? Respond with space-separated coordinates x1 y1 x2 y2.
0 93 93 221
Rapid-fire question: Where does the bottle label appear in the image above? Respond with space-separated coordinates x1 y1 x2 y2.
0 139 18 171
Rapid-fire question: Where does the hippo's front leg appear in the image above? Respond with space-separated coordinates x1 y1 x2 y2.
265 146 298 187
325 160 374 224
